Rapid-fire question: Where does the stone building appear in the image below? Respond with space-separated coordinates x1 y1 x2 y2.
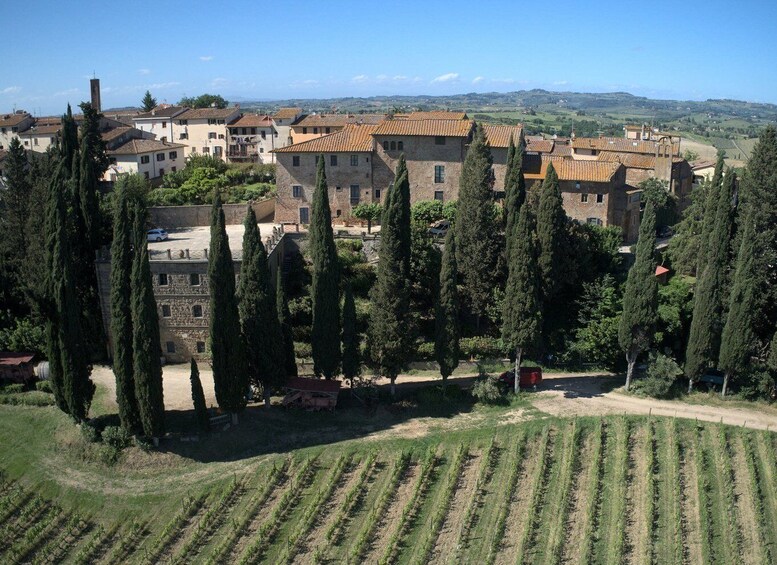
289 113 385 144
226 113 277 164
174 107 241 159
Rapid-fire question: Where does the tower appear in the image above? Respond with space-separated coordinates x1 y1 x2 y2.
90 78 101 112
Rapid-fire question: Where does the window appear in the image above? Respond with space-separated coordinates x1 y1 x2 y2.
179 133 188 140
260 130 265 138
350 154 358 166
208 132 217 139
596 193 604 203
581 193 588 203
302 127 308 134
156 153 165 161
161 304 171 318
169 151 178 159
140 155 150 164
218 134 225 140
313 127 318 134
390 141 396 150
171 166 177 173
330 155 338 166
575 181 581 189
190 273 200 286
350 185 360 205
335 186 342 191
325 127 330 134
34 138 38 146
292 156 300 167
434 165 445 183
192 305 203 318
375 189 381 200
259 148 264 153
203 147 210 153
162 121 167 128
178 119 188 125
434 191 444 201
398 141 403 151
159 168 164 176
435 136 446 145
587 217 603 226
299 207 310 224
336 209 342 217
160 136 167 143
241 128 247 135
383 141 389 150
158 273 168 286
214 146 222 156
196 341 206 353
292 185 302 198
166 341 176 354
144 171 150 180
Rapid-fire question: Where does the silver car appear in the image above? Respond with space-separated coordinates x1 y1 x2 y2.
147 228 169 242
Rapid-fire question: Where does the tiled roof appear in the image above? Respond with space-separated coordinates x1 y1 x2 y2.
550 143 571 156
572 136 680 155
526 139 554 153
0 112 31 127
20 124 60 136
523 155 621 183
690 159 717 170
101 126 136 142
272 107 303 120
597 151 684 169
482 124 524 148
408 111 468 120
108 139 185 155
372 119 474 138
274 124 378 153
228 114 273 128
134 105 186 119
292 113 386 128
176 107 239 120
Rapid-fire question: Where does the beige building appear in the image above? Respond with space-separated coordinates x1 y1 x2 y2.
0 111 34 150
271 107 303 147
174 107 241 159
227 114 277 164
132 105 187 143
105 138 186 183
290 113 385 144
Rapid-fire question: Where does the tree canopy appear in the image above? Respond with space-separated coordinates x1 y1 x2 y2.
179 93 229 109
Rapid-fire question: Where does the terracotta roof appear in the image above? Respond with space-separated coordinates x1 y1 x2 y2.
272 107 303 120
690 159 717 170
482 124 524 148
274 124 378 153
176 107 239 120
108 139 185 155
228 114 273 128
550 143 571 156
407 111 468 120
372 119 474 138
20 125 60 136
597 151 684 169
134 105 186 119
523 155 621 183
526 139 554 153
101 126 136 142
0 112 32 127
572 136 680 155
293 113 386 128
0 352 35 366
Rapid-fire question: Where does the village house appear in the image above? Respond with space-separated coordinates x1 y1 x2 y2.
173 106 241 159
0 111 34 150
271 107 303 147
226 113 277 164
104 138 186 183
132 105 187 143
289 113 386 144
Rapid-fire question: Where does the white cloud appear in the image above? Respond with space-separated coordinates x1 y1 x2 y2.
199 55 214 61
1 86 21 95
138 68 151 75
393 75 408 81
553 80 569 86
431 72 459 83
53 88 79 97
472 76 484 85
351 74 369 83
147 81 180 90
211 77 228 87
375 74 388 82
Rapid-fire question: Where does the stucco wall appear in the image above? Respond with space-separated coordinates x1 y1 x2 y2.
149 199 275 228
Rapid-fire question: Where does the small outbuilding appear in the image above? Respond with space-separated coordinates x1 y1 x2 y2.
0 352 36 383
282 377 341 411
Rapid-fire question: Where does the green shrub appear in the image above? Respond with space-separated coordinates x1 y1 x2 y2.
442 200 458 223
411 200 444 225
0 391 55 406
35 380 52 393
2 383 25 394
459 336 504 360
80 422 101 443
294 342 312 360
349 263 375 297
0 315 46 356
471 375 504 404
336 239 363 253
102 426 132 450
634 352 682 398
735 369 776 401
415 341 435 361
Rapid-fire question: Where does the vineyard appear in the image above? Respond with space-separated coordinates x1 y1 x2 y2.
1 416 776 564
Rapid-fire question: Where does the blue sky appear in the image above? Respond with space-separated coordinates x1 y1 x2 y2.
2 0 776 114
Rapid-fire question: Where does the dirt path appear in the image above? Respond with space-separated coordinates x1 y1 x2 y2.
361 462 422 564
624 424 650 564
679 438 703 565
730 435 765 565
429 450 483 564
560 430 596 565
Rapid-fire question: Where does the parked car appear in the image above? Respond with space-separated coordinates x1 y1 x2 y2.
147 228 169 242
498 366 543 390
428 220 450 236
699 368 725 390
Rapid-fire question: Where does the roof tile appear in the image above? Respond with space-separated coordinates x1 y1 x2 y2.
372 119 474 137
274 124 378 153
482 124 524 148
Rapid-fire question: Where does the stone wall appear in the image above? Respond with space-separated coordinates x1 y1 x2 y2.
149 198 275 228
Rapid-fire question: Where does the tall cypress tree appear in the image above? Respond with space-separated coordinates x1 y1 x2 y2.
190 358 209 433
276 270 298 378
130 201 165 438
367 158 412 394
455 124 499 323
719 210 758 396
435 226 460 394
536 162 567 302
109 178 141 434
209 192 249 415
78 102 109 250
618 200 658 391
238 207 284 405
504 140 526 263
685 170 737 387
59 105 79 177
341 282 361 385
502 203 542 393
697 149 725 274
502 135 516 227
309 156 341 379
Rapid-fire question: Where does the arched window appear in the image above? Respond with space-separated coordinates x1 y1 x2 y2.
390 141 396 150
383 141 389 150
398 141 404 151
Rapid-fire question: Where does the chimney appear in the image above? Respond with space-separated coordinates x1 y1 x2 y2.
90 78 101 112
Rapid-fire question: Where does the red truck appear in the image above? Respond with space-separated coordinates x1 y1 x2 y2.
498 367 543 390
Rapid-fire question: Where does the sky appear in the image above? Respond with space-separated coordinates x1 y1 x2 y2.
2 0 777 115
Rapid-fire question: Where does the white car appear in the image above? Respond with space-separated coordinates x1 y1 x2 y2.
147 229 169 242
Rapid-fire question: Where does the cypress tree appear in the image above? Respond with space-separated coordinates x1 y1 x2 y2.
141 90 157 113
367 158 412 394
59 105 79 176
696 150 725 274
536 161 567 303
618 200 658 391
238 207 284 405
309 156 341 379
277 270 298 378
78 102 109 250
685 170 737 387
341 282 361 385
455 124 499 322
190 358 209 433
719 210 758 396
130 201 165 438
502 135 516 227
502 203 542 393
208 191 249 415
504 141 526 263
109 179 141 434
0 138 32 299
435 226 460 394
